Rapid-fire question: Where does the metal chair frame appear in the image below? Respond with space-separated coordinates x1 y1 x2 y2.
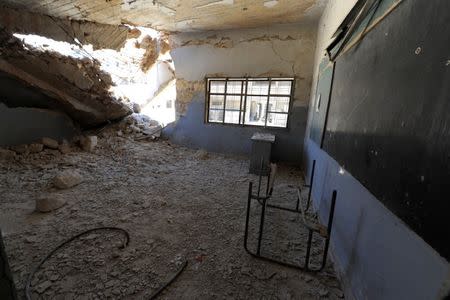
243 159 337 272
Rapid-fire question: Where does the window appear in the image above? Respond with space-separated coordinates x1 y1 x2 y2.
206 77 294 128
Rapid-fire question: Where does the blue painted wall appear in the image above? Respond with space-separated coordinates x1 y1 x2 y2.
304 140 449 299
0 103 78 146
304 1 450 298
164 92 307 165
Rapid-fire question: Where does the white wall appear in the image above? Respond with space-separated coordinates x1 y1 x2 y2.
164 23 318 164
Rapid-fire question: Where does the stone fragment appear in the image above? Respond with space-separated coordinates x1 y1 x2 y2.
130 125 141 133
80 135 98 152
35 280 52 293
58 140 71 154
29 143 44 153
41 137 59 149
11 144 28 154
0 148 15 160
319 288 329 297
142 125 162 137
194 149 209 160
132 103 141 113
36 194 67 212
53 170 83 189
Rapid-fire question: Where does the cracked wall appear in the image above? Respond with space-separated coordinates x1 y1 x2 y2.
170 23 316 117
166 23 317 164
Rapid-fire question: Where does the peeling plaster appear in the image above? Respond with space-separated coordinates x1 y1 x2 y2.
153 1 177 16
176 19 198 29
264 0 279 8
169 24 316 118
194 0 234 9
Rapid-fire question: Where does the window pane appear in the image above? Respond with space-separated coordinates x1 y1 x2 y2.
270 81 292 95
209 95 224 109
267 113 288 127
227 81 242 94
225 95 242 124
224 111 240 124
225 95 241 110
247 81 269 95
268 96 290 113
210 81 225 93
209 109 224 122
244 96 267 126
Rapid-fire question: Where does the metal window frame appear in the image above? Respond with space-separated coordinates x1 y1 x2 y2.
205 77 295 129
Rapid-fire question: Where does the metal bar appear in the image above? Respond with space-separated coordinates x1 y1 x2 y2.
244 182 253 251
266 111 289 115
306 160 316 211
264 78 272 127
242 78 249 125
266 204 301 214
256 157 267 255
256 197 267 256
206 79 212 123
222 78 228 123
238 79 244 124
321 190 337 270
304 230 313 270
209 93 291 97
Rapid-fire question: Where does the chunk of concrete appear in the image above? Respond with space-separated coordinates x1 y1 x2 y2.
36 194 66 212
53 170 83 189
0 148 15 160
132 103 141 113
10 144 28 154
41 137 59 149
29 143 44 153
58 140 71 154
194 149 209 160
80 135 97 152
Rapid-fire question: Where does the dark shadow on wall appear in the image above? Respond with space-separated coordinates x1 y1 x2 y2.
0 103 78 146
164 92 307 165
0 71 79 146
0 71 61 110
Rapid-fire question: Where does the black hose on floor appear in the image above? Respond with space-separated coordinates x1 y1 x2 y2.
24 227 187 300
149 260 188 300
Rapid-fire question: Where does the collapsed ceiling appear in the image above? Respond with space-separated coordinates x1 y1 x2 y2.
0 0 326 32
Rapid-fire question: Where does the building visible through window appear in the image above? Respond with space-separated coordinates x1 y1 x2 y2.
206 77 294 128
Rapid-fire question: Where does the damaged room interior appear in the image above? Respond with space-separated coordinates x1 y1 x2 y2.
0 0 449 299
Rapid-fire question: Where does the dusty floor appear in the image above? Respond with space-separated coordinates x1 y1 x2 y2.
0 133 343 299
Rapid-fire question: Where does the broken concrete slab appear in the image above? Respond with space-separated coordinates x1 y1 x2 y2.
53 170 83 189
41 137 59 149
0 6 130 51
36 193 67 212
0 30 132 128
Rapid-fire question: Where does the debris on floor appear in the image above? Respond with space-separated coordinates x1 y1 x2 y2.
0 122 344 299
